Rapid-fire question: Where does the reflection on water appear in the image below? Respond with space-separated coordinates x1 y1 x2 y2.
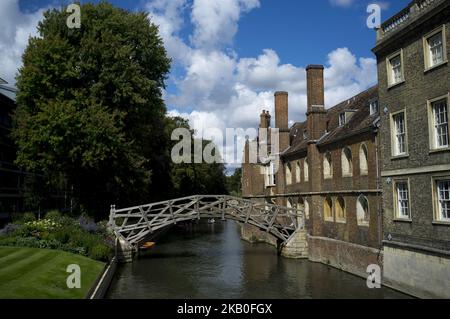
107 221 410 299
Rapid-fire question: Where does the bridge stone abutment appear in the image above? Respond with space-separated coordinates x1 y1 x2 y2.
280 230 309 259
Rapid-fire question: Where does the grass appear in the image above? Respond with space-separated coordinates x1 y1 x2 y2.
0 246 105 299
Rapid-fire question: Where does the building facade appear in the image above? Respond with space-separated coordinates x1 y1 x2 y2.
373 0 450 298
242 65 383 278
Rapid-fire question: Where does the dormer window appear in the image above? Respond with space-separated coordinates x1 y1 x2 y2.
339 113 346 126
370 100 379 115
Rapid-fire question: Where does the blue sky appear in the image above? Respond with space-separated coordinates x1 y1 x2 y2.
2 0 410 168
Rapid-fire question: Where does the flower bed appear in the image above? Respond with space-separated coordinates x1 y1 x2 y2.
0 212 114 262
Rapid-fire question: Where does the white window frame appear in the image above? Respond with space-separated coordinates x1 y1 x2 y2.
432 177 450 224
423 25 448 71
386 50 405 88
390 110 408 157
339 113 346 126
370 100 379 115
265 162 276 188
427 94 450 151
393 179 411 221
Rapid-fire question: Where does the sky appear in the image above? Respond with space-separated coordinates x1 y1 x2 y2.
0 0 410 171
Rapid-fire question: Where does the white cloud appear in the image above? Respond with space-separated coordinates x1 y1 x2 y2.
0 0 46 84
190 0 260 50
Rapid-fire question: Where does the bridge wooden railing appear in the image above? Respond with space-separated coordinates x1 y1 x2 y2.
109 195 304 249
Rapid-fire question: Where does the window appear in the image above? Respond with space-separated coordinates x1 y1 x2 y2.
359 144 369 176
304 198 310 220
370 100 379 115
339 113 346 126
324 197 333 221
335 196 346 222
435 180 450 222
341 147 353 177
295 161 301 183
323 152 333 179
394 181 410 220
265 162 276 187
304 158 309 182
428 97 449 150
391 111 407 156
387 51 404 86
424 27 447 70
357 195 369 226
285 163 292 185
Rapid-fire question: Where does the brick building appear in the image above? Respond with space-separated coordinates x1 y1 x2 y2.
373 0 450 298
242 65 383 278
242 0 450 298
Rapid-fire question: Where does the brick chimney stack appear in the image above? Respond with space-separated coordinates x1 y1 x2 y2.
306 65 327 140
259 110 271 129
306 65 325 111
275 91 288 130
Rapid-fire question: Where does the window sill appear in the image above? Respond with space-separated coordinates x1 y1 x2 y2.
357 222 369 227
336 219 347 224
342 174 353 178
387 80 405 90
324 218 334 223
393 218 412 223
424 60 448 73
429 147 450 154
432 221 450 226
391 154 409 160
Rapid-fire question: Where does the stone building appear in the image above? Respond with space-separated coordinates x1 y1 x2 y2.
242 65 383 278
373 0 450 298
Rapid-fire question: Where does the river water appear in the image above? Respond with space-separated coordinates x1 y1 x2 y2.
107 220 410 299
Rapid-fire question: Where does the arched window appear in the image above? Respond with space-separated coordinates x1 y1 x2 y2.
357 195 370 226
285 163 292 185
304 158 309 182
336 196 346 222
324 197 333 221
323 152 333 179
296 161 301 183
359 144 369 176
297 197 310 220
342 147 353 177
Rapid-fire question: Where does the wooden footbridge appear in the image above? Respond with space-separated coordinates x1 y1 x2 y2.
109 195 305 261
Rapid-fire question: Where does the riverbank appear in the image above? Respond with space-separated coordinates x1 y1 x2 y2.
0 246 104 298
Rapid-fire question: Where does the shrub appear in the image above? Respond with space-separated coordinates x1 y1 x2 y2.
45 210 61 221
89 243 112 262
21 212 36 223
0 223 22 237
79 215 98 233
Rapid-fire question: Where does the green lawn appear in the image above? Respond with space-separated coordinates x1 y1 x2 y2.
0 246 105 299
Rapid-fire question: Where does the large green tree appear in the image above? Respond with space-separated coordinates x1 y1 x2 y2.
13 3 171 216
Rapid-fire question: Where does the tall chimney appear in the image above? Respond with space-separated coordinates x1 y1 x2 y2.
275 91 288 130
306 65 325 111
259 110 271 129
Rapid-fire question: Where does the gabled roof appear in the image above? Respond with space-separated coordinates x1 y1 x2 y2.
0 77 7 85
0 84 17 102
283 85 378 158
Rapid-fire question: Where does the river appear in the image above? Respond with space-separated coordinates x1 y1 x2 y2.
106 220 410 299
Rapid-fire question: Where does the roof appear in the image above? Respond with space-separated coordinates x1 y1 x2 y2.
0 84 17 102
0 77 7 85
283 85 378 158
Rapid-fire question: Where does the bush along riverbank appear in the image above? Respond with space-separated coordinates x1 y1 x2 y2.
0 211 114 262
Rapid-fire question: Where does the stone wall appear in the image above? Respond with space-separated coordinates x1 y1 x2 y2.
240 223 277 247
383 245 450 298
308 235 382 279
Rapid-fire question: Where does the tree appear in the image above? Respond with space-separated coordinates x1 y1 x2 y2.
13 3 171 217
226 168 242 197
